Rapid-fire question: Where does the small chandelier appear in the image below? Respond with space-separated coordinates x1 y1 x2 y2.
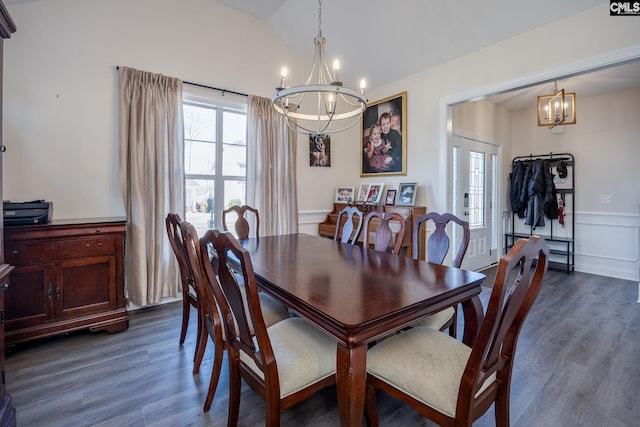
537 82 576 128
271 0 368 135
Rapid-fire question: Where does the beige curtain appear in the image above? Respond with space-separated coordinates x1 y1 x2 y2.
247 96 298 236
118 66 184 307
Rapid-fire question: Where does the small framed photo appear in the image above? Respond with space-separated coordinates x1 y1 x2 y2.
384 189 397 206
397 183 417 206
357 184 370 202
335 186 355 203
366 183 384 204
309 134 330 167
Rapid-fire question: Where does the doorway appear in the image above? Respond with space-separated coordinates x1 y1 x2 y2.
441 48 640 273
452 135 499 271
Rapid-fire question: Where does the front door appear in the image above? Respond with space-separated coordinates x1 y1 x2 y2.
453 136 499 271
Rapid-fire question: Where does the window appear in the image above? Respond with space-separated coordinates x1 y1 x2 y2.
468 150 485 229
183 91 247 236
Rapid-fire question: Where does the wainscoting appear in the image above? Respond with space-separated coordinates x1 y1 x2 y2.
574 212 639 281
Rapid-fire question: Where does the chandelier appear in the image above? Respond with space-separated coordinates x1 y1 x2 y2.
537 82 576 128
271 0 368 135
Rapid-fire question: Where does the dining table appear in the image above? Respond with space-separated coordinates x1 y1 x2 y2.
236 233 486 427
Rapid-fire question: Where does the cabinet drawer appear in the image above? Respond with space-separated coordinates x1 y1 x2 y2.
5 237 116 264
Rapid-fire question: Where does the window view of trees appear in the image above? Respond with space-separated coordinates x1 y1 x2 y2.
184 101 247 235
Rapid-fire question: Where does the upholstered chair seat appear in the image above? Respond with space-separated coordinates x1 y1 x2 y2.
367 326 495 417
239 317 336 398
364 236 550 427
412 306 456 331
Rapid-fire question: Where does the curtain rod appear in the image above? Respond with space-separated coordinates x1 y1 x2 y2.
183 81 248 97
115 66 248 97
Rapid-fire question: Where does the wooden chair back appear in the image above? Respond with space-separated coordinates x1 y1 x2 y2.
333 206 363 244
457 235 549 422
364 236 549 426
209 230 270 369
362 211 407 255
413 212 470 268
180 223 226 412
222 204 260 240
165 213 201 352
165 213 193 296
209 231 336 426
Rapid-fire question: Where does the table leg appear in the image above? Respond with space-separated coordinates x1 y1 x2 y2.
336 343 367 427
461 295 484 346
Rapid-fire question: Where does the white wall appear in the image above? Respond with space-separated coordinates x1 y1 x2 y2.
511 87 640 215
3 0 310 220
509 87 640 280
4 1 640 278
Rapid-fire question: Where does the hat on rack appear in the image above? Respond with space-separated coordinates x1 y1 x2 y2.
557 160 568 178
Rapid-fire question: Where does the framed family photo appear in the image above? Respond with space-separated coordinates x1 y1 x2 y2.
397 183 417 206
366 183 384 204
360 91 407 177
357 184 370 202
335 186 355 203
384 189 397 206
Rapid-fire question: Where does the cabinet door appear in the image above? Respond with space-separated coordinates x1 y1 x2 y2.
4 263 55 331
58 255 116 320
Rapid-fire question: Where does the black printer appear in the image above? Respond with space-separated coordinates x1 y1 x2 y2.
3 200 52 226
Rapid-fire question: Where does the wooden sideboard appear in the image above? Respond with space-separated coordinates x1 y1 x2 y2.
3 219 129 346
317 203 427 259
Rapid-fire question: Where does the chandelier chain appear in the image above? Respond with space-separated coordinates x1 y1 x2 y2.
317 0 323 38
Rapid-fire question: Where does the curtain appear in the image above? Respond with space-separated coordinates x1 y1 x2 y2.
246 96 298 236
118 66 184 307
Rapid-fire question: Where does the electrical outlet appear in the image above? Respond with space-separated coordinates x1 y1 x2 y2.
600 194 613 204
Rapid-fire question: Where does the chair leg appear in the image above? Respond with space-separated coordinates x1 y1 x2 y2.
193 319 209 375
264 394 281 427
203 332 224 412
494 390 511 427
227 357 241 427
179 298 190 345
364 382 379 427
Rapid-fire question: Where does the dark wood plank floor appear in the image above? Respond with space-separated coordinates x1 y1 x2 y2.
5 268 640 426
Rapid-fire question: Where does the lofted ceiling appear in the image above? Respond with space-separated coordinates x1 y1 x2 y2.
5 0 640 110
214 0 640 111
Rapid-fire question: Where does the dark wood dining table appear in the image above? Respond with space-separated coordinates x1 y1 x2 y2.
237 233 486 427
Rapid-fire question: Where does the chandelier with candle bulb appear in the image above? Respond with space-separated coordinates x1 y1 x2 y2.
271 0 368 135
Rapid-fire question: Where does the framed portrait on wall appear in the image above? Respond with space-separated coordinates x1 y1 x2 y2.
360 91 407 177
397 182 417 206
309 134 330 167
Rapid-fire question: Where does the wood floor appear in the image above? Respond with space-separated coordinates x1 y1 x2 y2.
5 268 640 427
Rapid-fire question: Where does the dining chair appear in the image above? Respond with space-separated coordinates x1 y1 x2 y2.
411 212 471 337
209 230 337 426
365 235 549 427
333 205 364 244
222 204 260 239
165 213 203 373
181 224 291 412
362 211 407 255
